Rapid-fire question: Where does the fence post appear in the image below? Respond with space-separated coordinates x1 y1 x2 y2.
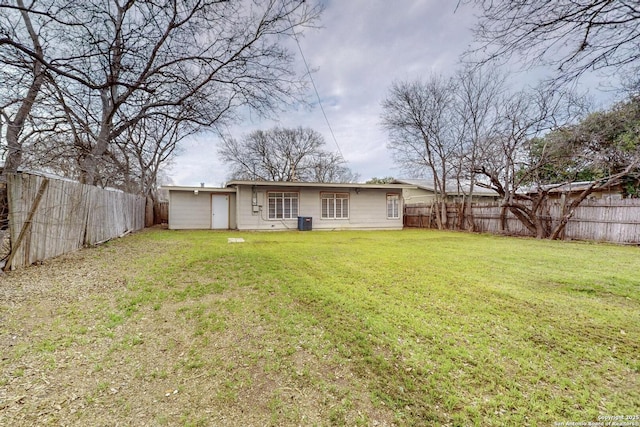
5 177 49 271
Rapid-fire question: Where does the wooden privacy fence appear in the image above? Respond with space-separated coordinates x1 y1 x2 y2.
404 199 640 244
153 201 169 225
5 172 146 270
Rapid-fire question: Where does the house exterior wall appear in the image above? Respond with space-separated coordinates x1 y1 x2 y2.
402 187 437 205
402 187 499 205
168 190 236 230
234 184 403 231
228 193 237 229
546 188 623 201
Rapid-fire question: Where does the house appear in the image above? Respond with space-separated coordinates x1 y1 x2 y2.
526 180 625 201
163 180 414 231
392 179 500 205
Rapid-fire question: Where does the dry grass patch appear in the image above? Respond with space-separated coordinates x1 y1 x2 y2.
0 229 392 426
1 228 638 426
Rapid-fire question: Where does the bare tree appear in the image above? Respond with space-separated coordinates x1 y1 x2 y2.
534 96 640 238
111 112 196 198
309 151 360 183
365 177 395 184
381 76 460 229
473 85 591 238
452 66 504 230
1 0 322 186
219 126 356 183
462 0 640 85
0 0 49 176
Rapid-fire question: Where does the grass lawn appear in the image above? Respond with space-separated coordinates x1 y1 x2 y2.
1 228 639 426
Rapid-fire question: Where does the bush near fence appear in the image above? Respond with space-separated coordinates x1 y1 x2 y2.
404 199 640 244
4 172 146 270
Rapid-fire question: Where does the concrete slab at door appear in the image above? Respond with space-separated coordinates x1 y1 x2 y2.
212 194 229 229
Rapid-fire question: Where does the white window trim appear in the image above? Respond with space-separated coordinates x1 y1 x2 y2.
321 192 350 220
387 193 400 219
267 191 299 220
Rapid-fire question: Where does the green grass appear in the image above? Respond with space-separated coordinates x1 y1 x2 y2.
3 228 639 425
127 229 639 425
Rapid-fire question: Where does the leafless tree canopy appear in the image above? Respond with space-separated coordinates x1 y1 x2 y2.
463 0 640 84
0 0 48 175
380 67 618 238
381 75 465 228
0 0 322 197
219 126 358 183
381 76 458 189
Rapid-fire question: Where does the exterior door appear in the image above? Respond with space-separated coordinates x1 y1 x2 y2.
211 194 229 229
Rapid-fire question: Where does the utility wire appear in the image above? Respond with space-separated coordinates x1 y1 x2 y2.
289 25 345 161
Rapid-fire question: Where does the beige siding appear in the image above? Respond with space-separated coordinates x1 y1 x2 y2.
228 193 237 229
345 189 403 230
403 187 498 204
234 185 403 231
168 190 237 230
403 187 436 205
169 191 211 229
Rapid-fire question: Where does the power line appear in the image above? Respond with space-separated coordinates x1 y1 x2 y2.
289 26 345 161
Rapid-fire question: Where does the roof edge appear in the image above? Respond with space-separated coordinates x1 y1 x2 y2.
225 180 415 189
161 185 236 192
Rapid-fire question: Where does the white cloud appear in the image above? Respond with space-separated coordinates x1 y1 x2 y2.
167 134 229 187
169 0 619 186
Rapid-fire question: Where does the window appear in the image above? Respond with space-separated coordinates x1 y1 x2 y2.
268 192 298 219
387 194 400 219
321 192 349 219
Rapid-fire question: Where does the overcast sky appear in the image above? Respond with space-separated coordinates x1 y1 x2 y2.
167 0 619 187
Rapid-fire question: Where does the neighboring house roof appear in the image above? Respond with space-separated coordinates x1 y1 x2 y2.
392 179 499 196
521 180 623 195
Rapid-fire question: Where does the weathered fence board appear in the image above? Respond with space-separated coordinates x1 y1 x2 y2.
153 201 169 225
405 199 640 244
6 172 146 269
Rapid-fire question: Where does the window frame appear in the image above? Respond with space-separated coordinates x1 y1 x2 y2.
320 192 350 220
386 193 400 219
267 191 299 220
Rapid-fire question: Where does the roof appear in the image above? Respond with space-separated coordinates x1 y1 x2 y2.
226 180 415 190
523 180 622 194
392 179 499 196
161 185 236 193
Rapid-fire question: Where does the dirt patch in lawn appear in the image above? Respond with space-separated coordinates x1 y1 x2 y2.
0 230 395 426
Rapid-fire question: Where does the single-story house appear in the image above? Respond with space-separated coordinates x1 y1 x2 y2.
525 180 625 201
162 180 414 231
392 178 500 205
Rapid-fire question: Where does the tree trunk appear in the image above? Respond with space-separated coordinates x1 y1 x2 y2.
550 184 598 240
145 196 154 227
2 0 45 178
79 90 113 185
531 198 550 238
465 180 476 232
499 204 508 232
549 170 634 240
457 200 466 230
432 201 442 229
507 205 539 236
550 208 574 240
